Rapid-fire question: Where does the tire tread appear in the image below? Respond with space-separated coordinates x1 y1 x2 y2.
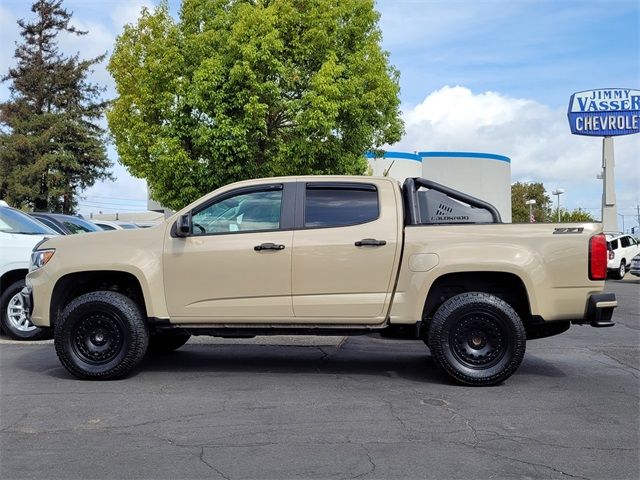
427 292 526 386
54 291 148 380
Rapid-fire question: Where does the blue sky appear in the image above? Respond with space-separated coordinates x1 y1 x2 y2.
1 0 639 226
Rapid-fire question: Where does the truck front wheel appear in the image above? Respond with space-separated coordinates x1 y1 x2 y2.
427 292 526 386
54 291 149 380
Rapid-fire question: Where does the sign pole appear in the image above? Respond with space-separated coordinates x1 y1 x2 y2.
601 136 618 232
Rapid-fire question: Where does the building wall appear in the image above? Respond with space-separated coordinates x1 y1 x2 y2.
366 151 512 222
419 152 512 223
365 152 423 180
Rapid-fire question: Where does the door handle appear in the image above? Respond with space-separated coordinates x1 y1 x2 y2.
254 243 285 251
355 238 387 247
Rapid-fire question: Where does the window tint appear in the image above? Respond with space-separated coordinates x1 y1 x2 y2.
304 185 378 228
620 236 631 248
192 188 282 235
62 218 101 234
37 217 66 234
611 239 619 250
97 223 116 230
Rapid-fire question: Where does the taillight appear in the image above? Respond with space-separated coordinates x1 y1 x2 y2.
608 249 614 260
589 234 607 280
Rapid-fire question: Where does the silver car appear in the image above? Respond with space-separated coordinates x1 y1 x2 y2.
630 254 640 277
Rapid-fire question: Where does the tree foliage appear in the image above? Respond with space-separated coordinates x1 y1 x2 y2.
511 181 551 223
0 0 111 213
511 182 597 223
108 0 404 210
558 208 596 223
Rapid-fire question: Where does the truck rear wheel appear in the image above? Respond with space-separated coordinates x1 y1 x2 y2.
148 331 191 354
54 291 149 380
427 292 526 386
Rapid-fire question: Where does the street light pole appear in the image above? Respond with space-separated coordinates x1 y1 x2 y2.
552 189 565 222
525 199 536 223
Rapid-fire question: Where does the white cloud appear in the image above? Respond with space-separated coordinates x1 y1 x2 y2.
110 0 155 31
79 162 148 216
396 86 640 214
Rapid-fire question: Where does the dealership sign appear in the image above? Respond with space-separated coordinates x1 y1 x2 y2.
568 88 640 136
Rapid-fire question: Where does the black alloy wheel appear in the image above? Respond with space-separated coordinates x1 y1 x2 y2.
450 312 506 369
70 313 125 365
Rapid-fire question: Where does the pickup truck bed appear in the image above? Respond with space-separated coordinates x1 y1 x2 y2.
24 176 616 385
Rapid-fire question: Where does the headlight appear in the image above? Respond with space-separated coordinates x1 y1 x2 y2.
30 249 55 271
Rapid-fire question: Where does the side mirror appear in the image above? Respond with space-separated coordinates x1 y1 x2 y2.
175 213 192 237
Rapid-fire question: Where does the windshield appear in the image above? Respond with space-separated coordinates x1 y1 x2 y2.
0 207 57 235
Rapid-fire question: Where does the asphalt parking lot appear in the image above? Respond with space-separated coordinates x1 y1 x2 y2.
1 279 638 480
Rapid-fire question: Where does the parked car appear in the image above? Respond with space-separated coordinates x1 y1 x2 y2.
0 206 57 340
605 232 640 279
92 220 139 231
30 213 103 235
24 176 616 385
630 254 640 277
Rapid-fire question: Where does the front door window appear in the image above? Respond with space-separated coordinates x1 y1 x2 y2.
191 189 282 235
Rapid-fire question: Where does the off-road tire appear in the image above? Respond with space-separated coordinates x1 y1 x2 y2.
148 331 191 354
427 292 526 386
0 279 51 341
54 291 149 380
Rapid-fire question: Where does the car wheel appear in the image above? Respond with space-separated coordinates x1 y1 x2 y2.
54 291 149 380
427 292 526 386
0 279 51 341
611 260 626 280
148 331 191 354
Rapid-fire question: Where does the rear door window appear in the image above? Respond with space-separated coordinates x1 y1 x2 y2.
304 184 379 228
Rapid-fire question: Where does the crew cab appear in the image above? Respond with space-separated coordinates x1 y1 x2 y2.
23 176 616 385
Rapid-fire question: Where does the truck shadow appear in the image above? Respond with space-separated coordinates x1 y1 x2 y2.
14 337 567 384
135 338 567 383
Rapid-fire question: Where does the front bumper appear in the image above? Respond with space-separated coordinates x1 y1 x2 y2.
571 293 616 328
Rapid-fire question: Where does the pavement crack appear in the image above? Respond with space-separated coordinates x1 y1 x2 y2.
199 447 231 480
0 412 29 432
351 444 376 479
483 450 590 480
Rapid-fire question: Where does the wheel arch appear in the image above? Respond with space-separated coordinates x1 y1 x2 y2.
49 270 148 328
1 268 28 293
421 271 532 333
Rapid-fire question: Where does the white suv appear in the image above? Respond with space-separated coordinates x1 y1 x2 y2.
605 233 640 279
0 206 57 340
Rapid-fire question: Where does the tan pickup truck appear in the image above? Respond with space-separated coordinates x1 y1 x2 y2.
23 176 616 385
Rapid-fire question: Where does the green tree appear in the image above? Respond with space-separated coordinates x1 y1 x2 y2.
559 208 596 223
108 0 403 210
0 0 111 213
511 181 552 223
